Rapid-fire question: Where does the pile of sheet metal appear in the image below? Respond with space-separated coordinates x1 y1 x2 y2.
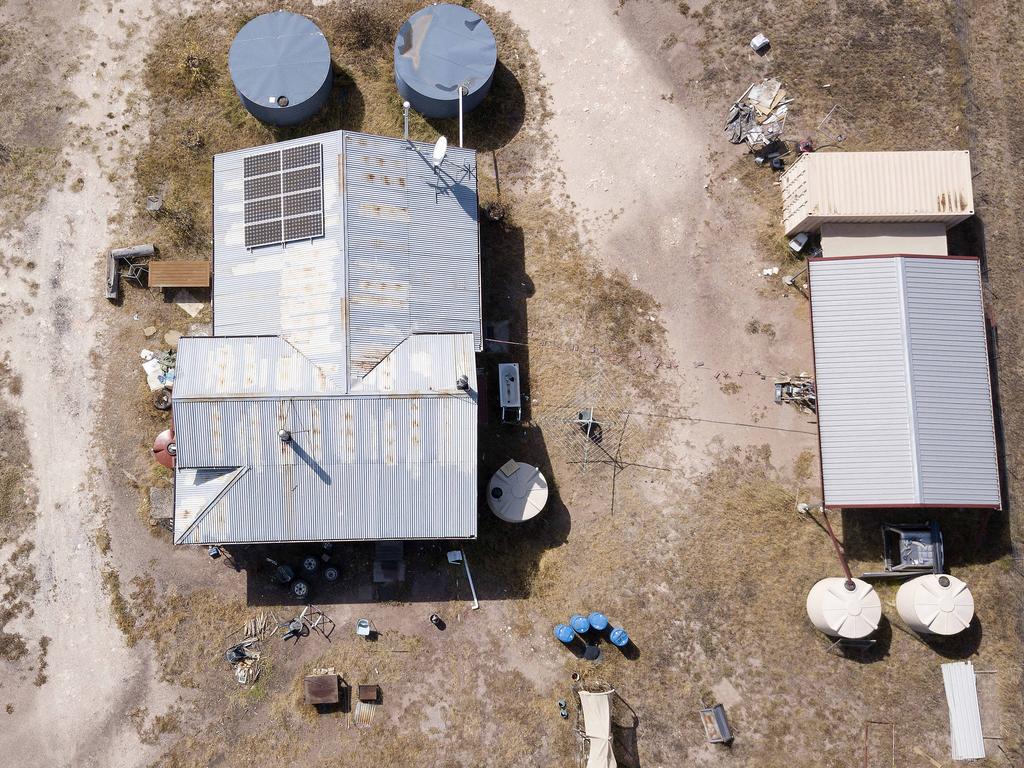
725 78 792 149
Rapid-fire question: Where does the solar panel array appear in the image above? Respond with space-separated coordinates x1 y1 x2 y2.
243 143 324 248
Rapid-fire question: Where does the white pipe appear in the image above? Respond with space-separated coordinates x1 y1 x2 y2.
458 87 464 148
403 101 410 143
462 552 479 609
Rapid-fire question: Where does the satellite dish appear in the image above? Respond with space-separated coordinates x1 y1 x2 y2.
432 136 448 170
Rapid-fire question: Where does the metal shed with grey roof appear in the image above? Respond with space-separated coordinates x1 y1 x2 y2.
172 128 482 545
808 254 1000 509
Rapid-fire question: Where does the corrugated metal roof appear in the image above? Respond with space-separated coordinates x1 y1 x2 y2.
173 336 338 399
185 129 482 545
820 222 948 258
809 255 1000 508
212 129 482 391
942 661 986 760
213 131 349 387
782 151 974 236
343 132 482 384
172 333 478 544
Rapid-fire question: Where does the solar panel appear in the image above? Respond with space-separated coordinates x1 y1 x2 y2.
244 150 281 178
244 174 281 200
282 189 322 217
241 142 323 249
283 166 321 194
245 220 283 248
282 143 321 170
283 214 324 241
245 196 282 224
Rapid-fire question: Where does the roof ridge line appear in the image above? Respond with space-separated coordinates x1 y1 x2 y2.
278 334 348 392
174 466 249 544
895 257 924 503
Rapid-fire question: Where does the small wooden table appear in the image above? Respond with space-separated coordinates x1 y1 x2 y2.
148 260 211 288
304 673 340 706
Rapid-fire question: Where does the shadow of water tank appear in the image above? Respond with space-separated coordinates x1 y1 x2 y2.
394 3 497 119
229 11 332 126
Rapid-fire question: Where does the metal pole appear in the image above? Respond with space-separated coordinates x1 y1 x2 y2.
403 101 410 143
821 507 855 588
458 87 464 148
462 552 479 609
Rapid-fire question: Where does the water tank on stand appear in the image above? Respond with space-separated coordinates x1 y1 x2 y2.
394 4 497 119
896 574 974 636
806 577 881 639
229 11 333 126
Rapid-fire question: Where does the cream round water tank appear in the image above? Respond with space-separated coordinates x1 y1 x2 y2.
806 577 881 639
487 460 548 522
896 574 974 636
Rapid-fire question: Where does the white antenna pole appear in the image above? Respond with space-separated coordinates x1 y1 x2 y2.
403 101 410 143
458 86 464 148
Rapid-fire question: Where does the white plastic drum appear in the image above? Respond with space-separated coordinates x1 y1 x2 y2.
896 574 974 636
486 460 548 523
806 577 882 639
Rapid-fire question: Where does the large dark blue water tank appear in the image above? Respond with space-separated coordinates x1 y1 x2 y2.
229 12 332 126
394 4 497 119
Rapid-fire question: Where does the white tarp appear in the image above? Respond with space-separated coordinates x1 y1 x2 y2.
579 690 617 768
942 661 985 760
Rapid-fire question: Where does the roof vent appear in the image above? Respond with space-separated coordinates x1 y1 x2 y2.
456 374 469 390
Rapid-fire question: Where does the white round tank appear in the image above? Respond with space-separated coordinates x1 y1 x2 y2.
896 574 974 636
806 577 881 639
486 460 548 522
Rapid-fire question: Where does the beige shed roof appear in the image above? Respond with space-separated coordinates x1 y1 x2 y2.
820 222 949 258
782 150 974 236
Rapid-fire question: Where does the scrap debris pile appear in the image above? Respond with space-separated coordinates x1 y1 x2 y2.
725 78 792 149
140 348 176 392
224 611 276 685
224 606 337 686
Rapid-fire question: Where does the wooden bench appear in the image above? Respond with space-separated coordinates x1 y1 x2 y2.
148 260 211 288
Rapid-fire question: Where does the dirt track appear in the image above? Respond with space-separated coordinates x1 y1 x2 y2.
486 0 817 475
0 1 178 765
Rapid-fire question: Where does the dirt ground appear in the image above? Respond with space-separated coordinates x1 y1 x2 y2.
0 1 1021 767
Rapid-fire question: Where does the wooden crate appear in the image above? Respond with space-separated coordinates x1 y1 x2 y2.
357 684 380 703
304 674 340 705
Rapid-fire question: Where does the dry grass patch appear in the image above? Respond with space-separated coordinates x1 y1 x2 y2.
691 0 967 150
0 22 77 239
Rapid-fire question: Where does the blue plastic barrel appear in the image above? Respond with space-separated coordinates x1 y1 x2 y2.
570 614 590 634
588 612 609 632
609 627 629 647
553 624 575 644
